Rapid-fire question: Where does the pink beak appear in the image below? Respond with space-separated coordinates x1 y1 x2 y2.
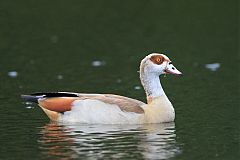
164 64 183 76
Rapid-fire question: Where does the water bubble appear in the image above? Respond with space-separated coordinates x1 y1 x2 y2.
91 60 106 67
24 102 33 105
116 79 122 83
57 75 63 80
134 86 141 90
8 71 18 78
26 106 34 109
24 101 34 109
205 63 220 71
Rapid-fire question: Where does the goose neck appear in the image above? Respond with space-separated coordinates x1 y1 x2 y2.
140 72 165 102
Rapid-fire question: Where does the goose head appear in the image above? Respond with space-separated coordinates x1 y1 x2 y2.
140 53 183 100
140 53 182 76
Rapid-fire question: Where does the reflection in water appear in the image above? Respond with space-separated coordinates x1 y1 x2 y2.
38 122 181 159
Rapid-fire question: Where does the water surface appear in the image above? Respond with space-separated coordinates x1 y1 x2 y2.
0 0 238 159
38 123 179 159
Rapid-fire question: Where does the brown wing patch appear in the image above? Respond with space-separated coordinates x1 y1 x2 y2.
77 94 145 114
103 94 145 113
150 55 165 65
39 97 79 112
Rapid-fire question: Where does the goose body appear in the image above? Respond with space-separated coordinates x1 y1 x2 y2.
22 53 182 124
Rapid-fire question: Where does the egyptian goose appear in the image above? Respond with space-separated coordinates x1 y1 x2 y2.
22 53 182 124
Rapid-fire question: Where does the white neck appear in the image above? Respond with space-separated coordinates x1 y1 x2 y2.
140 71 165 102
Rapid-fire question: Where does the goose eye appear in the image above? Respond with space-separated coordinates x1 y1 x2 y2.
156 58 161 63
150 55 164 65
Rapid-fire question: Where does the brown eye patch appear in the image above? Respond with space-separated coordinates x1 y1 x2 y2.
150 55 165 65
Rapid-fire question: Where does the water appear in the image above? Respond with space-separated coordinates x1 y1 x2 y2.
0 0 238 159
38 123 178 160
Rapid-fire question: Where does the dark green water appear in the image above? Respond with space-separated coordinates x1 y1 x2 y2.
0 0 238 159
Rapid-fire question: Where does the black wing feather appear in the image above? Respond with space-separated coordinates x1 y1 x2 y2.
21 92 79 103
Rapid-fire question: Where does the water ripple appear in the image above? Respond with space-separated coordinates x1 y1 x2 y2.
37 122 181 159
